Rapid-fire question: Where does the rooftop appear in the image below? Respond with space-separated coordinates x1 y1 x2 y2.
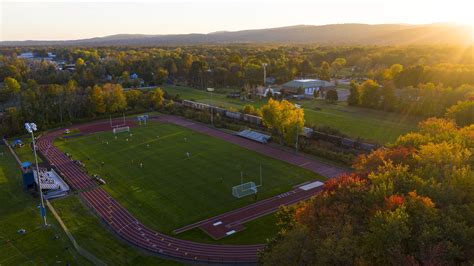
282 79 334 89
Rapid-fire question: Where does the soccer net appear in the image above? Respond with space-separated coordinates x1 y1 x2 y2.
232 182 257 198
113 126 130 134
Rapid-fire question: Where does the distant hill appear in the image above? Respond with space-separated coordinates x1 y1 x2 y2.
1 23 472 46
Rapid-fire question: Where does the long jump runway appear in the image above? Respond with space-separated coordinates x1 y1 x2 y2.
36 117 347 264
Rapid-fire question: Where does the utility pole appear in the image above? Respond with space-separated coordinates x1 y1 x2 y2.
207 88 214 126
295 125 299 153
262 63 268 86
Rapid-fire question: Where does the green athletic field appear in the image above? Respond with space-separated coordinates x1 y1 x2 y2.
0 145 88 265
54 122 321 242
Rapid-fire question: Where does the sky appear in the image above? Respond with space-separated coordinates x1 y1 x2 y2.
1 0 473 41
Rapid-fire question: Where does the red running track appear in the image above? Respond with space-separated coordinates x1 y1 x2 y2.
36 117 347 264
37 119 264 264
174 185 324 239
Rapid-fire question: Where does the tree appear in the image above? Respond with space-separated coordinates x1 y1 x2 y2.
148 88 164 109
188 61 205 88
318 61 331 81
242 104 257 115
164 58 178 79
244 63 263 86
261 99 305 145
89 85 106 114
121 71 130 87
212 67 229 87
325 89 338 103
380 82 397 111
63 80 78 121
103 83 126 113
382 64 403 81
359 79 381 108
4 77 21 94
125 89 143 109
299 60 315 78
331 57 347 77
445 100 474 127
75 58 85 73
262 118 474 265
1 77 21 106
154 67 168 85
0 107 21 136
347 81 360 106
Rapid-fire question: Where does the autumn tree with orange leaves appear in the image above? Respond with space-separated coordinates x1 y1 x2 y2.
261 118 474 265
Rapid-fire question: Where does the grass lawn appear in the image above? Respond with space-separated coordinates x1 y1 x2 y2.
8 138 43 164
51 196 179 265
300 100 421 144
54 122 320 242
0 145 88 265
162 85 421 143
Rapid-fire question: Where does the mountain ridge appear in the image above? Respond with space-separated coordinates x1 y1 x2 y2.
1 23 471 46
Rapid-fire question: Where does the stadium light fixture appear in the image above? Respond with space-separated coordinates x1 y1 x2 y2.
207 88 215 126
25 122 47 227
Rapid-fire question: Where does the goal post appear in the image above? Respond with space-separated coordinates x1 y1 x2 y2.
232 182 257 198
110 113 126 128
113 126 130 134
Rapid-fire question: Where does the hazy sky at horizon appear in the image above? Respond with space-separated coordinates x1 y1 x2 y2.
1 0 472 41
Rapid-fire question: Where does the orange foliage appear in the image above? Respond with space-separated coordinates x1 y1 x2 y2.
294 205 310 223
354 147 415 173
385 194 405 210
323 173 368 193
408 191 435 208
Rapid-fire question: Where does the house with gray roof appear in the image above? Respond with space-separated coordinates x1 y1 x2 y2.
279 79 335 96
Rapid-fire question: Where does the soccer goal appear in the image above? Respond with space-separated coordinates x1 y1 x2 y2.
232 182 257 198
137 114 149 126
110 113 126 128
113 126 130 134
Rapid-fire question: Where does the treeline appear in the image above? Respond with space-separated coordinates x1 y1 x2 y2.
261 118 474 264
0 81 166 137
348 76 474 126
0 45 472 90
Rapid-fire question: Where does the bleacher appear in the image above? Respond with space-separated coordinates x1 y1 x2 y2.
237 129 271 144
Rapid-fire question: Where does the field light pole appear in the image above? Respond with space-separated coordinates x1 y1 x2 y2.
25 122 47 227
295 104 301 154
207 88 215 126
